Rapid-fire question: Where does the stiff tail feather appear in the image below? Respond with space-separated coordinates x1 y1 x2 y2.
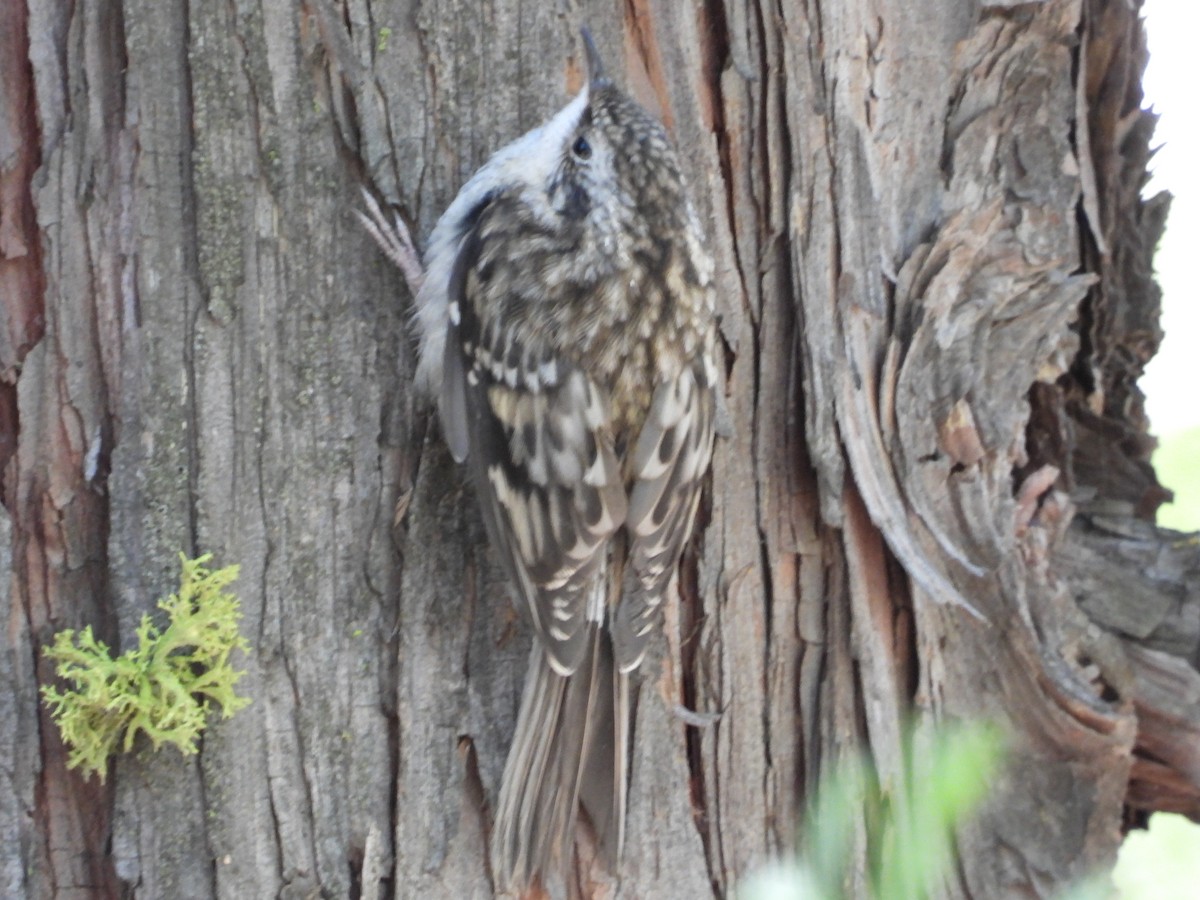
491 627 632 895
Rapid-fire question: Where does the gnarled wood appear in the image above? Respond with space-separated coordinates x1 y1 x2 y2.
2 1 1193 898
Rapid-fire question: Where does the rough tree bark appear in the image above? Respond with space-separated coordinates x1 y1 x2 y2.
2 1 1196 898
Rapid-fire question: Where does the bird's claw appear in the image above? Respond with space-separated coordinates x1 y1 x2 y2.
356 186 426 297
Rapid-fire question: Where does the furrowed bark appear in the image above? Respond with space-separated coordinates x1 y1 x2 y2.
2 1 1192 898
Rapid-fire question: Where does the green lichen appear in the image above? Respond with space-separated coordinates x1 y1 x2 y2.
377 26 392 53
42 553 251 781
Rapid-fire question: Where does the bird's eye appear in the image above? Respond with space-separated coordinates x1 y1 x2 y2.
572 136 592 160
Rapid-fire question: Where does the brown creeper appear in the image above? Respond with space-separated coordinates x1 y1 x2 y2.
364 29 718 894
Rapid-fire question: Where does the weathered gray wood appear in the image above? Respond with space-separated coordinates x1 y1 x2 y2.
2 1 1196 899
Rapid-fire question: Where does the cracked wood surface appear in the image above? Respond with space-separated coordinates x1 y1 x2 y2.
1 1 1196 899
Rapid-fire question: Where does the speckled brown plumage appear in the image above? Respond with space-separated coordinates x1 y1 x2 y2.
366 30 719 896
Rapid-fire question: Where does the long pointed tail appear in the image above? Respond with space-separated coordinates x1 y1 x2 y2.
491 627 632 895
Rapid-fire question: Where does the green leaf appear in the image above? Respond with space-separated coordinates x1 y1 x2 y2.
749 720 1006 900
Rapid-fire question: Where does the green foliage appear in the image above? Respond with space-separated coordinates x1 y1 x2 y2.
41 553 250 781
743 722 1200 899
744 721 1005 900
1154 425 1200 531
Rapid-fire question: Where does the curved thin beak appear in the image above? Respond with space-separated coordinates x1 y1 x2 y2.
580 26 607 89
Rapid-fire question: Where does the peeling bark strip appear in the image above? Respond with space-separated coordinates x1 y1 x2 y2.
0 0 44 495
5 0 124 897
2 1 1194 899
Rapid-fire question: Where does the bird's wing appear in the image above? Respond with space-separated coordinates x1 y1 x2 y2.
443 211 627 676
615 348 719 672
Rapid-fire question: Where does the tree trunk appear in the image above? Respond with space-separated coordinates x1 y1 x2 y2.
2 1 1195 898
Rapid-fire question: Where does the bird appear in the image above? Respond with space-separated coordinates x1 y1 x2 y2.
361 27 719 895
